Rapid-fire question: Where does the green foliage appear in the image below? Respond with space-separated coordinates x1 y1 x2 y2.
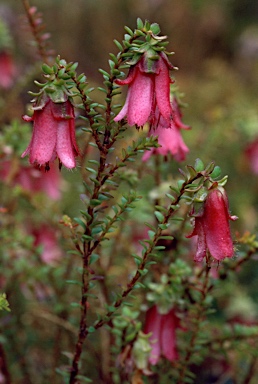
0 293 10 312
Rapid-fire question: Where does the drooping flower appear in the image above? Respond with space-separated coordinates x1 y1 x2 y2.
22 97 80 169
245 138 258 174
114 52 175 127
143 305 179 365
32 225 62 264
187 188 237 262
0 51 16 89
143 97 189 162
0 160 61 200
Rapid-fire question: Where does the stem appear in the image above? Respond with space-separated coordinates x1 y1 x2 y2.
69 131 110 383
93 174 202 331
242 356 257 384
177 265 211 384
21 0 52 65
0 343 11 384
69 241 90 383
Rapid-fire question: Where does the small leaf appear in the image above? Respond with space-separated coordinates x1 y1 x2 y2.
42 63 53 75
154 211 164 223
74 217 86 229
113 39 123 51
137 18 144 29
194 158 205 172
150 23 160 35
210 165 221 179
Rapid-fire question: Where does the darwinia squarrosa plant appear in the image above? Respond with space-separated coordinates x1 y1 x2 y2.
1 2 258 384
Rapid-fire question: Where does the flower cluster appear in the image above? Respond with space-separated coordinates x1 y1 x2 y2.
114 49 189 162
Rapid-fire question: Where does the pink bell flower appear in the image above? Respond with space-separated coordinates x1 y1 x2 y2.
22 98 80 169
245 138 258 174
144 305 179 365
187 188 237 262
32 225 62 265
114 52 174 127
143 98 189 162
0 160 61 200
0 51 16 89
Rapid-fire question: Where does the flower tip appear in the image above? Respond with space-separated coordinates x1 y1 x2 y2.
22 115 33 122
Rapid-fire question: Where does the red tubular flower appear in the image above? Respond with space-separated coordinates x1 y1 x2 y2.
245 138 258 174
187 188 237 262
0 51 16 89
144 305 179 365
22 98 80 169
143 97 190 162
114 52 174 127
0 160 61 200
32 225 62 264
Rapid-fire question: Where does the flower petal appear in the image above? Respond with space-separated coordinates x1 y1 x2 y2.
144 306 162 365
56 121 76 169
113 87 130 122
22 102 57 165
127 70 153 126
154 57 172 121
160 310 178 362
204 189 235 261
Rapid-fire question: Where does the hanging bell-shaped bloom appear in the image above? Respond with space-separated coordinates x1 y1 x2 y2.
187 188 237 262
0 51 16 89
144 305 179 365
245 138 258 174
22 98 80 169
114 52 175 127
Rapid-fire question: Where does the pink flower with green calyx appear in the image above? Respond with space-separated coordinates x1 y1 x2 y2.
187 187 238 262
114 50 176 127
22 95 79 170
21 62 80 170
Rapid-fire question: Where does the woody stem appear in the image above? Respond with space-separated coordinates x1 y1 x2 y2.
177 265 211 384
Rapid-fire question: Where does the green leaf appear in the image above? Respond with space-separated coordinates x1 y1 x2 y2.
124 26 134 36
144 222 156 231
91 227 102 235
42 63 53 75
86 167 97 174
66 280 82 286
89 199 101 207
210 165 221 179
0 294 10 312
74 217 86 229
76 376 93 383
148 230 156 240
137 18 144 29
150 23 160 35
113 39 123 51
132 254 142 266
158 223 169 230
194 158 205 172
89 254 99 265
154 211 164 223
